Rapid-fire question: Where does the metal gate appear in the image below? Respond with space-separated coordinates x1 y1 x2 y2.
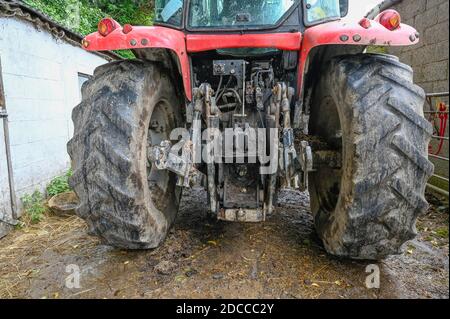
425 92 449 197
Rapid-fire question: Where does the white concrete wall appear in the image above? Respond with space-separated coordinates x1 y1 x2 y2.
0 17 108 221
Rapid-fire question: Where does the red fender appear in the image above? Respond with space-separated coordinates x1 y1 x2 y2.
82 26 192 100
83 28 303 101
297 19 420 94
82 19 419 102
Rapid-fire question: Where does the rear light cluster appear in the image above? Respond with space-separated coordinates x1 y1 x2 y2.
97 18 134 37
98 18 119 37
360 10 402 31
378 10 402 31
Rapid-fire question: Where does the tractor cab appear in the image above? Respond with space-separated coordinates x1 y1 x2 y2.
154 0 348 31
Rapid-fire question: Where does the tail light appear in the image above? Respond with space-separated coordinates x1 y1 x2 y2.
378 10 401 31
122 24 133 34
98 18 119 37
81 39 90 48
359 18 371 29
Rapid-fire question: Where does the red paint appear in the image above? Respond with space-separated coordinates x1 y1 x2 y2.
122 24 133 34
428 102 448 156
186 33 302 53
82 18 419 102
98 18 120 37
297 19 420 95
83 26 192 100
377 10 401 31
359 18 372 29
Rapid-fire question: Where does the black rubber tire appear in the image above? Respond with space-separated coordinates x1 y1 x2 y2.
309 54 434 260
67 60 182 249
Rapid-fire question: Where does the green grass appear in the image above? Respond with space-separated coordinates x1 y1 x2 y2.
435 227 449 239
366 46 388 54
18 170 74 225
46 169 73 197
23 0 154 59
21 191 47 223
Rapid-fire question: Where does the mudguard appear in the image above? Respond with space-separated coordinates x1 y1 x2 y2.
82 26 192 100
297 19 420 93
82 18 420 102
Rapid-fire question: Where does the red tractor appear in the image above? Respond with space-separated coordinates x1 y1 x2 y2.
68 0 433 260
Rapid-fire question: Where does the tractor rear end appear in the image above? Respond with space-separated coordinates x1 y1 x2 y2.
68 0 433 260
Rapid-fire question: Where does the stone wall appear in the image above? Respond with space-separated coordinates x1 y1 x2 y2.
389 0 449 191
390 0 449 93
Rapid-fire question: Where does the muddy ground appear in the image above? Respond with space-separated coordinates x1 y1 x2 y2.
0 189 448 299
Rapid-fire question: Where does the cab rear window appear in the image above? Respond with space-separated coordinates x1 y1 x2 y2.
303 0 341 25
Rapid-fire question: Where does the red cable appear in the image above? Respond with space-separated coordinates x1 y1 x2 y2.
429 102 448 156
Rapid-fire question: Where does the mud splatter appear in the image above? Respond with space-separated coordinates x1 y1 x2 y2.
0 189 448 299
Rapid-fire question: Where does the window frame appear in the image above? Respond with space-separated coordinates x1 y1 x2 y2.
185 0 302 32
153 0 187 30
302 0 342 27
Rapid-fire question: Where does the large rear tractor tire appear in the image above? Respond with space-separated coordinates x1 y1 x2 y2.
309 54 434 260
67 60 182 249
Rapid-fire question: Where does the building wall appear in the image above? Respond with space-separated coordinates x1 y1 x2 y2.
0 17 107 221
389 0 449 190
390 0 449 93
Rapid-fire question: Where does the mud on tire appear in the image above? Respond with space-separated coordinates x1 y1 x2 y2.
67 60 182 249
309 54 434 260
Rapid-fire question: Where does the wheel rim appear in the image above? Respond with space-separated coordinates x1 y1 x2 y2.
310 95 343 216
146 100 175 209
